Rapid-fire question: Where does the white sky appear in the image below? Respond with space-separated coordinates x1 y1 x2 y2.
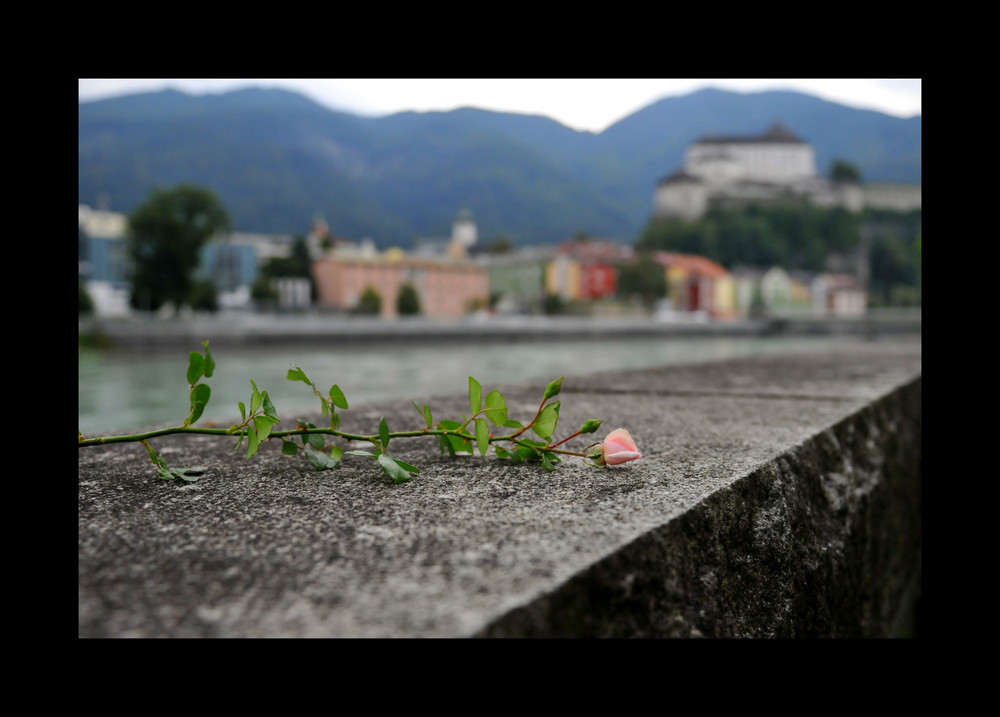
78 78 921 134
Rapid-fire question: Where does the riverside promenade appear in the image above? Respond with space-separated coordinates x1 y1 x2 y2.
79 331 921 638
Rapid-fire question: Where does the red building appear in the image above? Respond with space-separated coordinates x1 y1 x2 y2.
546 238 635 300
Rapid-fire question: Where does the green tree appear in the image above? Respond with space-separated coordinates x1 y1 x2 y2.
261 236 311 278
79 283 94 315
356 285 382 315
638 204 864 274
542 292 565 315
396 283 421 315
829 159 861 183
617 255 667 310
259 236 316 302
251 275 279 305
127 184 230 312
188 279 219 312
485 236 515 254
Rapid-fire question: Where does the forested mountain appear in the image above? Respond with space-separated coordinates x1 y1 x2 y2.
79 86 921 248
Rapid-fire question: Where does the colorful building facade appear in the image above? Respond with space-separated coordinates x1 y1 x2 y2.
653 252 735 318
312 255 488 318
545 239 635 301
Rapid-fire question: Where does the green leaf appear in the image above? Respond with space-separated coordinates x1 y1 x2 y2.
532 401 561 440
238 401 246 422
544 377 563 400
281 440 299 455
475 418 489 456
187 351 204 385
424 404 433 429
298 422 325 451
516 443 539 460
246 424 260 459
249 379 262 415
469 376 482 416
379 417 390 449
437 434 455 457
173 467 204 482
307 433 326 450
485 390 508 426
286 366 311 384
377 453 415 484
329 385 349 410
304 445 343 471
254 415 276 443
438 419 472 454
202 341 215 378
186 383 211 426
514 438 547 461
157 466 176 481
392 456 420 475
262 391 279 422
504 419 522 429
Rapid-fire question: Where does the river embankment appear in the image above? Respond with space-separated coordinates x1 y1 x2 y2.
80 308 921 350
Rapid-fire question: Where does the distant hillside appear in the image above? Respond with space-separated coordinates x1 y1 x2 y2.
78 86 922 248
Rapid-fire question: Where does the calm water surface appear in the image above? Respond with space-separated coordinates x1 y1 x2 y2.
78 335 864 435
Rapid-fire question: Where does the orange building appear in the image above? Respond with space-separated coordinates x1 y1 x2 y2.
653 252 736 319
312 253 488 318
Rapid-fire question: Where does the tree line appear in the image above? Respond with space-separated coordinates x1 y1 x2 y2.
633 204 921 306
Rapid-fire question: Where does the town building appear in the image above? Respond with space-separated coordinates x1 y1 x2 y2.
546 238 635 301
79 203 305 315
78 205 132 316
411 208 480 261
811 273 867 316
653 252 735 319
311 253 488 318
311 209 488 318
479 246 553 314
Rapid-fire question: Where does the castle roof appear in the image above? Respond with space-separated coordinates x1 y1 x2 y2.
695 122 806 146
657 169 703 185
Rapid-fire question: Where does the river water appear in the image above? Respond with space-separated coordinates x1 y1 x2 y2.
78 334 866 435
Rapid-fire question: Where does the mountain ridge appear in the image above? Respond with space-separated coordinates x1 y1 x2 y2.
79 86 921 247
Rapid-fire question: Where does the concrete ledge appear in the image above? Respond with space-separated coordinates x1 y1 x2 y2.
78 336 920 637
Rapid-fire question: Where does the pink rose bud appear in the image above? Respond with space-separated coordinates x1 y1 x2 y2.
602 428 642 466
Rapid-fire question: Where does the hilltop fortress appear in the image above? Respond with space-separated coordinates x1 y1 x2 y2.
653 123 921 221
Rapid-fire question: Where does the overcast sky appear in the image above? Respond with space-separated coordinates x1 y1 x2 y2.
78 78 921 134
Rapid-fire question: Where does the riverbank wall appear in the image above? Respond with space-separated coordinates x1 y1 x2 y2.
79 335 921 637
79 309 920 350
